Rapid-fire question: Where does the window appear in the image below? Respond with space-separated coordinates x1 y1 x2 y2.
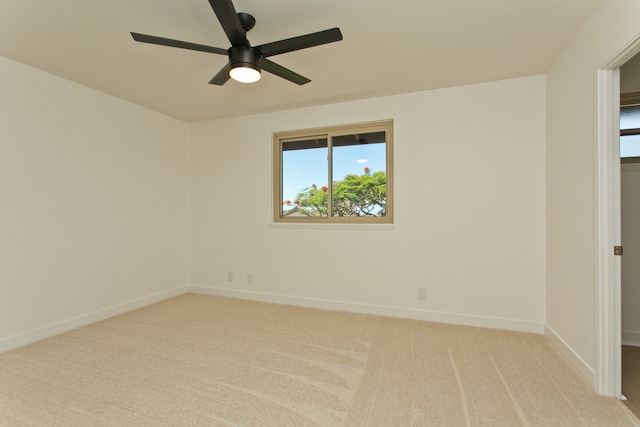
273 120 393 223
621 92 640 160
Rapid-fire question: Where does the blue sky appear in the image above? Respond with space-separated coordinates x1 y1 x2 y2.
282 143 386 205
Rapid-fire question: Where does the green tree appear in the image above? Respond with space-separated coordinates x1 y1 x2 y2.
284 167 386 217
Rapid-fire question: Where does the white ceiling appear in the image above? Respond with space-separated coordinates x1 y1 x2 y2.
0 0 601 122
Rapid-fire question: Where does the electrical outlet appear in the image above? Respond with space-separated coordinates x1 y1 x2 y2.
227 272 233 282
417 287 426 300
247 273 253 284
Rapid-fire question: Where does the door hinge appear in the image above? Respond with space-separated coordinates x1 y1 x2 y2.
614 246 623 256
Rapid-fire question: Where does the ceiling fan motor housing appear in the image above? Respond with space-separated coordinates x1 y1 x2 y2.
229 46 262 70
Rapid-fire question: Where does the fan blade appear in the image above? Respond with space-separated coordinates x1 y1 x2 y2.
208 0 248 47
130 32 227 55
257 28 343 57
209 64 231 85
262 59 311 85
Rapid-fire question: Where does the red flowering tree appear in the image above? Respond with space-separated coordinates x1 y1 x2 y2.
285 168 386 217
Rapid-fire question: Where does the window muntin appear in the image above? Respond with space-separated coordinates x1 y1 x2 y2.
274 120 393 223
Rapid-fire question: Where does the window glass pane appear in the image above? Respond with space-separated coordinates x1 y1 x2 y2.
281 138 328 218
621 134 640 158
620 105 640 130
331 131 387 217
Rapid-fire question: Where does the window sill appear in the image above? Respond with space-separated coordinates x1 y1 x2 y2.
269 223 396 231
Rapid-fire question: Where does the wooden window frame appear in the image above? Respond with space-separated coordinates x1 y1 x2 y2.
273 120 393 224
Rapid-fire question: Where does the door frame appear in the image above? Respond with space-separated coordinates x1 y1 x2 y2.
596 66 621 397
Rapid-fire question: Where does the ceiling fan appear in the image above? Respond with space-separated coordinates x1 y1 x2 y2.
130 0 343 86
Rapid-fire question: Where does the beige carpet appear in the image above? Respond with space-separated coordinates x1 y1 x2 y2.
624 345 640 419
0 293 638 426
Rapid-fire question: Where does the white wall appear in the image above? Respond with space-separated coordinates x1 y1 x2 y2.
188 75 546 332
545 0 640 386
0 56 189 350
622 163 640 346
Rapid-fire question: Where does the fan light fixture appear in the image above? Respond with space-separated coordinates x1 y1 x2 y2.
230 65 261 83
229 46 261 83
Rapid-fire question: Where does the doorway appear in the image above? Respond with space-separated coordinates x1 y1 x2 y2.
619 59 640 416
597 40 640 402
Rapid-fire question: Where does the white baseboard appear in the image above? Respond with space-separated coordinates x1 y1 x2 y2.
187 285 545 334
0 286 189 353
544 324 595 387
622 330 640 347
0 284 547 354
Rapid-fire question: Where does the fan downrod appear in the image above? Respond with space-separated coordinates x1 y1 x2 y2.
237 13 256 32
